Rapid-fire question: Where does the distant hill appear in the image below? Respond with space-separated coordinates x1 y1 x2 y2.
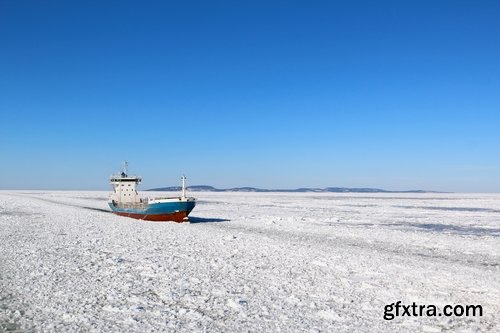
147 185 437 193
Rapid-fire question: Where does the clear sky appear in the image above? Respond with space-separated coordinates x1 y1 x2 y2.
1 0 499 192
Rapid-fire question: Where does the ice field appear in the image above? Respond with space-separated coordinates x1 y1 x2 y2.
1 191 499 332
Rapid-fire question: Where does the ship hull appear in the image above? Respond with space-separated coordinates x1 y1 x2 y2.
109 199 196 223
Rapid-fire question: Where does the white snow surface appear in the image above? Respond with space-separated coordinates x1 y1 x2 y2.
0 191 499 332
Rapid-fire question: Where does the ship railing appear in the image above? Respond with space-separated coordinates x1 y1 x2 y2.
149 196 184 202
116 202 148 209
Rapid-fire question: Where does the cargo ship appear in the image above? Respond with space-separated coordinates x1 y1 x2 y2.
108 163 196 222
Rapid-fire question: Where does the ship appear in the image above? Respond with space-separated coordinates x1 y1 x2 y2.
108 162 196 222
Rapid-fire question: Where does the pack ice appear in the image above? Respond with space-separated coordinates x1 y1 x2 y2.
0 191 499 332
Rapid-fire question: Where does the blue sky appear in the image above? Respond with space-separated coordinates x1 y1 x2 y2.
1 0 499 191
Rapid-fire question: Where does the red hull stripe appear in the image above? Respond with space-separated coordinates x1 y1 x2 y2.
113 211 188 222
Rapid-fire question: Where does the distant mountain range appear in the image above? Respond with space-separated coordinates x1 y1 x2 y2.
147 185 438 193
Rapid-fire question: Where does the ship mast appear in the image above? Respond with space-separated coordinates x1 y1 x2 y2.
181 175 187 199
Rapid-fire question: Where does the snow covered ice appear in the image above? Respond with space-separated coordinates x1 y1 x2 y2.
0 191 499 332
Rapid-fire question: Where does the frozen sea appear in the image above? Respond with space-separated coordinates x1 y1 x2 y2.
0 191 499 332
